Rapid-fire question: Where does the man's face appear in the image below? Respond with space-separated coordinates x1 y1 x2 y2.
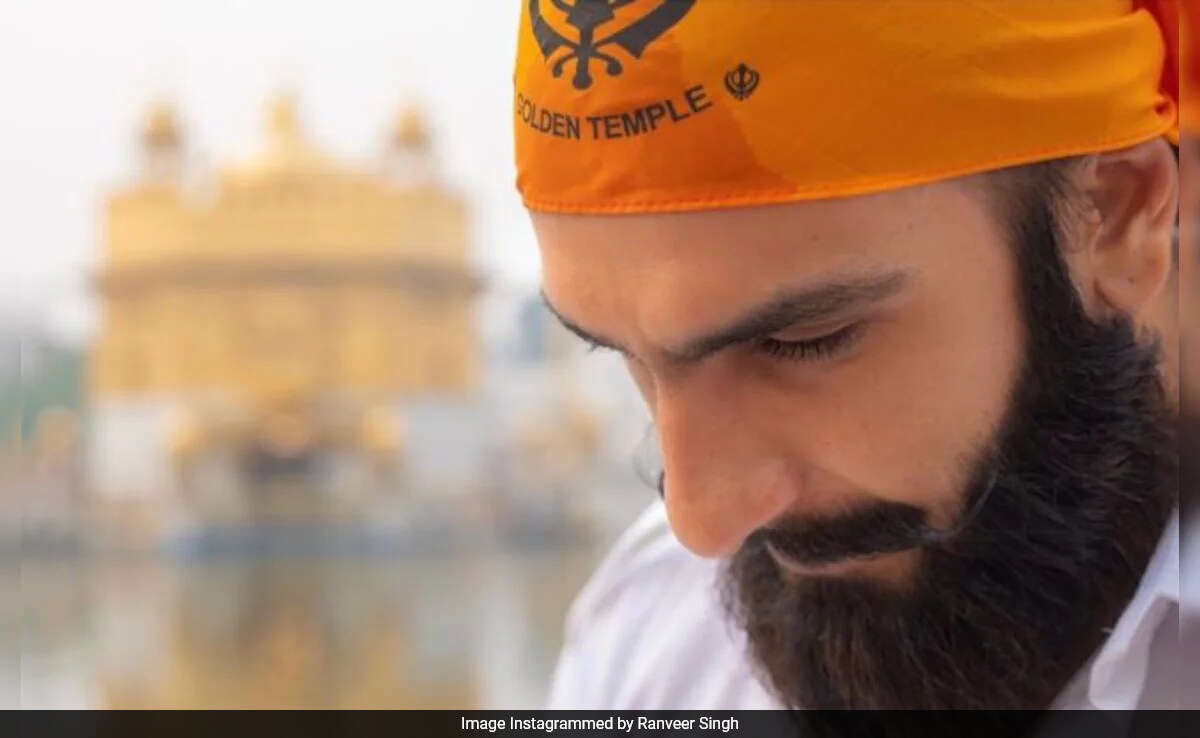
534 179 1024 578
534 172 1175 710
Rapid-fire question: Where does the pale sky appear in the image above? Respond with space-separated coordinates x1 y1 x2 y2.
0 1 537 343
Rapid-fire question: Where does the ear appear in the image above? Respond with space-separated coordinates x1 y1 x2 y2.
1075 139 1178 319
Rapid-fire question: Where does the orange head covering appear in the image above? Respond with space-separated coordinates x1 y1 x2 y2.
1184 0 1200 135
513 0 1179 214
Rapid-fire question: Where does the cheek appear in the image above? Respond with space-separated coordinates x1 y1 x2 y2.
764 272 1023 511
868 296 1020 503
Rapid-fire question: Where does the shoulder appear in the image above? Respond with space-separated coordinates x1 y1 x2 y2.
565 502 693 628
547 502 778 709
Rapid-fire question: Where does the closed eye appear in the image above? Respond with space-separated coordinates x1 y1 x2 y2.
752 323 862 362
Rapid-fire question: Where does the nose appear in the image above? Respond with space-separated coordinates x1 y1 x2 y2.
653 377 797 558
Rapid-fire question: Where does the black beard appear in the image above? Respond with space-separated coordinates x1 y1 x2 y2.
720 190 1177 714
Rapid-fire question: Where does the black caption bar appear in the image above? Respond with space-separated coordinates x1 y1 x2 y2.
3 709 1194 738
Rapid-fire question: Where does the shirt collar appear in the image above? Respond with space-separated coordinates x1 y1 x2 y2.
1079 510 1179 709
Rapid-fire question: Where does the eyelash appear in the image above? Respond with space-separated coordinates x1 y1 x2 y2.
753 324 862 362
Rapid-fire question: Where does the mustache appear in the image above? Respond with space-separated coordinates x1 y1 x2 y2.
652 454 1000 565
755 468 1000 566
655 470 938 563
758 501 937 565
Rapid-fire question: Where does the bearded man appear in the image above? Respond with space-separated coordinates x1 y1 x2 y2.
513 0 1183 712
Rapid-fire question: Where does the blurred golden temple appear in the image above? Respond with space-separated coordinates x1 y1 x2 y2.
86 94 482 527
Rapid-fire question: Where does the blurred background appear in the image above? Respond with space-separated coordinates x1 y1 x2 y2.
0 1 656 708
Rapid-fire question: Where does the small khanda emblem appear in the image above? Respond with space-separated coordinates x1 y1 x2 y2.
529 0 698 90
724 63 760 101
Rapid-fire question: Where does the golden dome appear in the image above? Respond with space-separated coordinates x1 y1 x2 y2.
392 106 430 150
226 92 338 180
142 101 181 149
267 92 302 143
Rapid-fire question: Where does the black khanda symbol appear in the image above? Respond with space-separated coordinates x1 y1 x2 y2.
724 63 760 101
530 0 698 90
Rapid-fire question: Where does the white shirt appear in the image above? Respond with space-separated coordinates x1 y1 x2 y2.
1180 516 1200 709
546 502 1182 710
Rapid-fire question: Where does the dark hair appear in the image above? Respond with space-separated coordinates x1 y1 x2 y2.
988 157 1081 250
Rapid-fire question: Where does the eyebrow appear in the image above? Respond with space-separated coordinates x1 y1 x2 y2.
541 269 910 364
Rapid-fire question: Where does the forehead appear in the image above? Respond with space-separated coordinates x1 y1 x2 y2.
532 179 1004 332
